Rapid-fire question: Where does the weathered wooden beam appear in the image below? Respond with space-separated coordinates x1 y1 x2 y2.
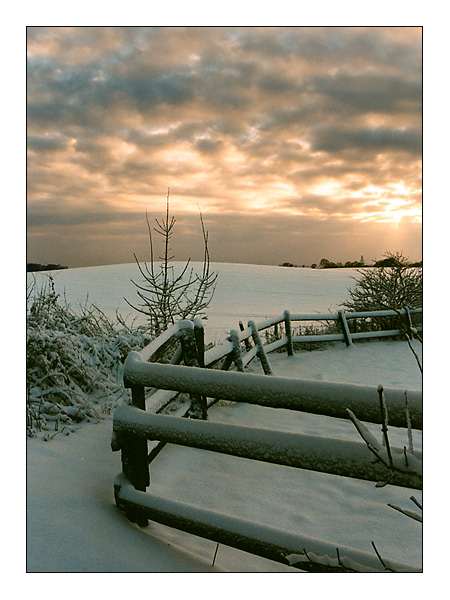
338 310 353 347
351 330 401 340
139 322 181 363
239 320 252 351
291 333 345 344
289 312 339 321
178 320 207 420
229 329 245 372
114 474 420 573
169 344 183 365
113 408 422 489
274 322 279 339
248 320 273 375
241 346 258 368
116 384 149 527
345 308 422 320
252 315 284 332
193 319 205 368
220 353 234 371
123 354 422 429
204 340 234 368
283 310 294 356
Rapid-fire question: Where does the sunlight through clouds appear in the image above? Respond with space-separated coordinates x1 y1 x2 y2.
27 26 422 267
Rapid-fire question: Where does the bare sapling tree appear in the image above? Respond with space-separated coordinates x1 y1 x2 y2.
125 190 218 335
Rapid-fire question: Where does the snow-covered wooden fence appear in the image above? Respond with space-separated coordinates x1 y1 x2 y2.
112 308 422 572
235 306 423 356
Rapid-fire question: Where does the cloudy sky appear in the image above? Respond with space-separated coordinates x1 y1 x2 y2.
27 26 422 267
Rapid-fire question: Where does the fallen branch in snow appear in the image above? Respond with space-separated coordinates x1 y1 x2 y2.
286 541 397 573
370 541 395 572
387 495 422 523
346 405 422 486
387 503 422 523
410 495 422 510
288 541 399 572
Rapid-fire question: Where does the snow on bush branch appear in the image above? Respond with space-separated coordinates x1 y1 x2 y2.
27 276 153 439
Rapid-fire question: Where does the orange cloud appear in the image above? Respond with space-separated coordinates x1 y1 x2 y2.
27 26 422 266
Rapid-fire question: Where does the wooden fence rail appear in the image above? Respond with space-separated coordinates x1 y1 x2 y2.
135 307 422 376
124 352 422 429
113 474 420 573
113 406 421 489
112 305 422 572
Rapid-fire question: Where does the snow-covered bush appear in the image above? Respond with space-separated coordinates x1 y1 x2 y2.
27 276 153 439
342 251 422 333
263 321 340 352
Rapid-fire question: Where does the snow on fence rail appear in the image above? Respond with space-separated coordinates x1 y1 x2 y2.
135 307 422 378
112 308 422 572
113 474 420 573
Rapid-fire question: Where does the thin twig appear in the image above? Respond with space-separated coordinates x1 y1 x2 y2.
387 503 422 523
371 541 395 572
212 543 220 567
410 495 422 511
405 333 423 374
377 385 393 467
404 390 414 455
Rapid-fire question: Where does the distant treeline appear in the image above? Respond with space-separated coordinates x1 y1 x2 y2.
279 257 422 269
27 263 68 272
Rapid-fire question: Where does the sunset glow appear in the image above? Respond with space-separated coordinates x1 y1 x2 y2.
27 27 422 267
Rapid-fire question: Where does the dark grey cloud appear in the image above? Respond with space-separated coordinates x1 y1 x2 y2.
27 26 422 267
27 200 143 228
27 134 69 151
195 138 223 153
311 126 421 154
309 72 421 114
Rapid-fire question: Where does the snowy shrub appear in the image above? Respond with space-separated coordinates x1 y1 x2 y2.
263 321 339 351
342 251 422 333
27 276 154 439
293 322 340 351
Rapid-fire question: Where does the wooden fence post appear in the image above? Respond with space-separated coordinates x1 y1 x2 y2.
338 310 353 347
179 320 207 420
283 310 294 356
248 320 273 375
221 354 234 371
119 383 149 526
193 319 205 368
229 329 245 372
170 343 183 364
239 320 252 352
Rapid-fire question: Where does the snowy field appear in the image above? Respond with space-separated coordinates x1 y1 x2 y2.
27 262 360 342
27 340 422 571
27 262 422 572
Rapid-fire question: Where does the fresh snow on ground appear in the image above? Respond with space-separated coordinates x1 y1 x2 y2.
27 336 422 572
27 262 361 342
251 338 422 390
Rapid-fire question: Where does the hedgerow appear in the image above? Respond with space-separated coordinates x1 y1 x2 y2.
27 276 153 439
